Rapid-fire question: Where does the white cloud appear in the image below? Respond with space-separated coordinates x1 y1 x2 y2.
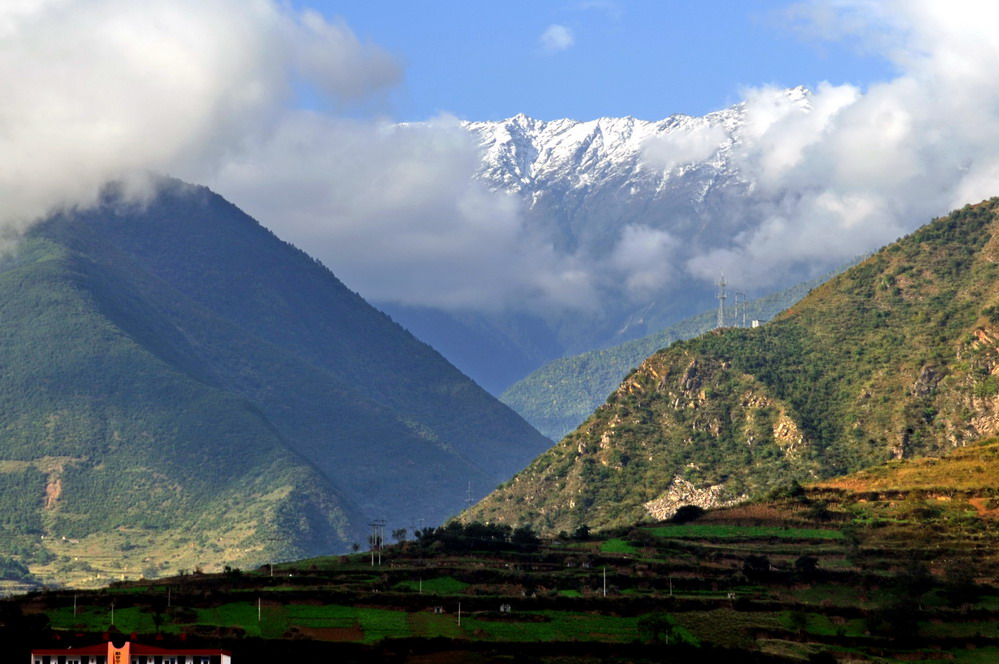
575 1 622 21
539 24 575 53
210 113 599 312
608 225 680 296
669 1 999 291
642 122 728 172
0 0 602 314
0 0 399 231
12 0 999 320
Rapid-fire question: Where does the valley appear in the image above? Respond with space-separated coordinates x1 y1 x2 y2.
8 438 999 661
6 2 999 661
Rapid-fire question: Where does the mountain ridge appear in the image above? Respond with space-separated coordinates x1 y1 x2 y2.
382 87 818 394
465 197 999 534
499 265 848 441
0 177 550 587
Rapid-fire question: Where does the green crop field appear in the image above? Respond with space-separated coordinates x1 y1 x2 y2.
648 524 844 540
392 576 468 594
599 538 638 554
459 612 639 642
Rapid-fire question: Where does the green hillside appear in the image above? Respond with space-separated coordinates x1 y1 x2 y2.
467 198 999 534
501 272 842 441
10 439 999 662
0 179 550 587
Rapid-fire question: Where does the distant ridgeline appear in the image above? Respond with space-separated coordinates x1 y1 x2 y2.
0 177 550 587
500 270 847 442
468 198 999 534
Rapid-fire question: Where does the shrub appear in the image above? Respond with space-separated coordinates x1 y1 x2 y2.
670 505 706 524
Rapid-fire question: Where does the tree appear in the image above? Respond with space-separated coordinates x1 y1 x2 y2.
638 612 675 643
392 528 408 544
511 525 541 552
766 480 805 501
788 609 809 634
943 559 980 605
670 505 705 524
794 555 819 579
743 554 770 578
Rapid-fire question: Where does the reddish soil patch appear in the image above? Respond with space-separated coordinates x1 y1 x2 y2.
44 475 62 509
968 497 999 519
296 625 363 642
406 651 490 664
812 478 870 491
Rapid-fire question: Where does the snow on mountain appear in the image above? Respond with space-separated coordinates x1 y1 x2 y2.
465 86 809 199
460 87 811 262
381 88 816 394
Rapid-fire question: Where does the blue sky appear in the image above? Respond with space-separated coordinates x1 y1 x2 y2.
7 1 999 317
292 0 897 121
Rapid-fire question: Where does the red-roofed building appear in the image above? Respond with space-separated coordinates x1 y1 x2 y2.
30 640 232 663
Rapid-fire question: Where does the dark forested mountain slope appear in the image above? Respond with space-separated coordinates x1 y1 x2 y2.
467 198 999 533
0 178 549 586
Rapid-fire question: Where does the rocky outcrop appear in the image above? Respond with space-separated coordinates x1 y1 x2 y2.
643 476 746 521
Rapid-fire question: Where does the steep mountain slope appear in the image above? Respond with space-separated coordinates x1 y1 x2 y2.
501 270 844 441
466 198 999 533
383 88 813 394
0 179 549 585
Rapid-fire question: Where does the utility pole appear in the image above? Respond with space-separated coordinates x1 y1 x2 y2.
369 519 386 566
716 274 727 328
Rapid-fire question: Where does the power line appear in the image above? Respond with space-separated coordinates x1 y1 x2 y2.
716 274 727 328
368 520 385 566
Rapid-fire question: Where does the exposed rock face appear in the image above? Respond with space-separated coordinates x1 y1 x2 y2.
643 476 746 521
468 198 999 536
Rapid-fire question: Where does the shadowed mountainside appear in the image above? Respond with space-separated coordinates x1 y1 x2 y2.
0 178 550 586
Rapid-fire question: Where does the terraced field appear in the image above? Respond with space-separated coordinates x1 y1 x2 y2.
10 443 999 662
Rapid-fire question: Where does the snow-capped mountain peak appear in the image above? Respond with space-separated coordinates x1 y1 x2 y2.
463 88 813 200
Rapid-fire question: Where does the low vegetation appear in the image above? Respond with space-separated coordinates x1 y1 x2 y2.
470 199 999 535
501 270 843 441
0 179 550 588
7 438 999 662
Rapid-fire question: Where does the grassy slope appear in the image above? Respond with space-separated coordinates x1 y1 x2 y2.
0 179 551 587
501 272 840 441
467 198 999 534
54 183 550 482
0 236 362 585
13 441 999 663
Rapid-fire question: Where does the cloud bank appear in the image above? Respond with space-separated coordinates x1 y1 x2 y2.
644 0 999 292
0 0 398 232
8 0 999 317
214 113 597 311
